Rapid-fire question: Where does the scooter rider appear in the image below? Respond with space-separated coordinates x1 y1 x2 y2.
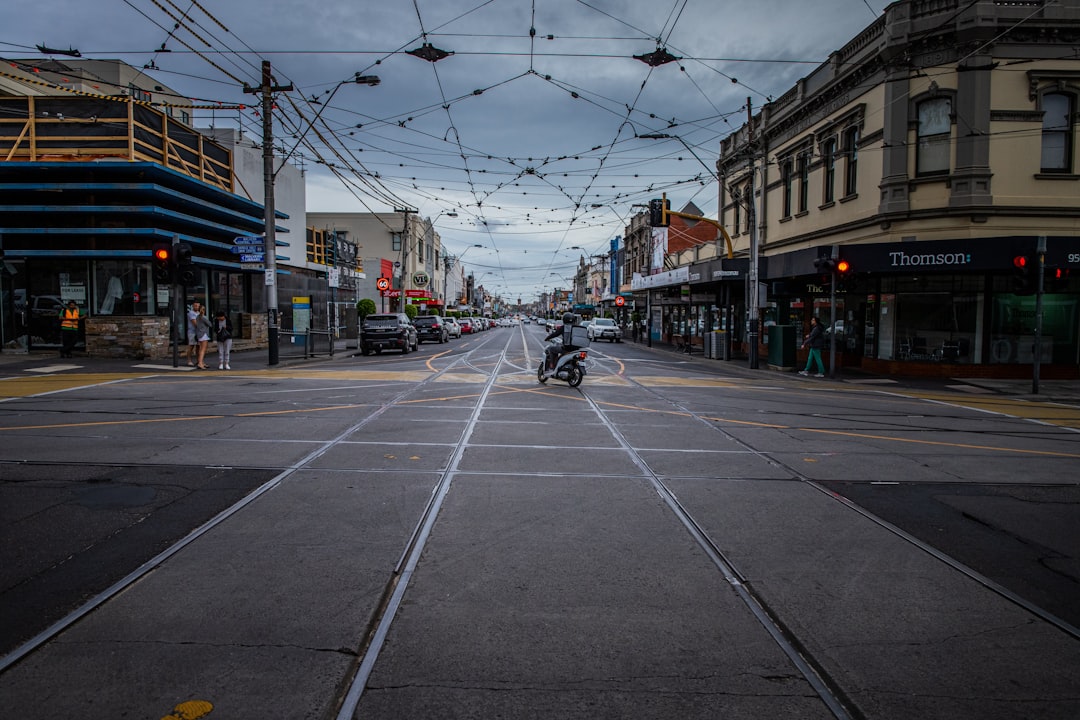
544 312 579 373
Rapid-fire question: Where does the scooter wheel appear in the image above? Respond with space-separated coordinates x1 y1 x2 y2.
566 365 584 387
537 360 548 384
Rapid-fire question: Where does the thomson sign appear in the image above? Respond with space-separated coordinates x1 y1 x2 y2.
889 250 972 268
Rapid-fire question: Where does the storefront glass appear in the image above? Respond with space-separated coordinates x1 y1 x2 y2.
881 275 981 363
27 260 90 348
94 260 154 316
990 284 1079 364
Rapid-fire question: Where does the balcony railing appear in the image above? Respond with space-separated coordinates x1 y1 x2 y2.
0 95 232 192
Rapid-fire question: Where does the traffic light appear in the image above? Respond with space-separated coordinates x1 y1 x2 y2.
1011 254 1035 294
813 256 836 274
1047 265 1071 292
151 242 174 283
835 258 851 290
648 198 670 227
176 242 197 285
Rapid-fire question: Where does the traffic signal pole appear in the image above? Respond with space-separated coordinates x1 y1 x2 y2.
171 235 181 368
1033 235 1046 394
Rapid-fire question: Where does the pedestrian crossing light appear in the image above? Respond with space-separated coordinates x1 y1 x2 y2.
151 242 174 283
176 242 197 286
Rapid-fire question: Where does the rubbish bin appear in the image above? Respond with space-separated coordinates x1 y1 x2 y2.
767 325 796 369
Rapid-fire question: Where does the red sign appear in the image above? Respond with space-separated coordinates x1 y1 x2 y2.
615 296 625 307
381 289 401 298
376 277 390 291
405 290 428 298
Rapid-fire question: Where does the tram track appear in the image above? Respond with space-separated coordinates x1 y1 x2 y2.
583 367 1080 720
573 380 857 720
0 344 495 677
4 328 1075 718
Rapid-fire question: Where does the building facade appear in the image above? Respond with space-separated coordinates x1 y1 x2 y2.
712 0 1080 376
0 59 336 357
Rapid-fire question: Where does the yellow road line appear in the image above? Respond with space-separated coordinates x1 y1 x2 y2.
802 426 1080 458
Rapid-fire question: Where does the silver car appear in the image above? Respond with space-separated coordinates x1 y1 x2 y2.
587 317 623 342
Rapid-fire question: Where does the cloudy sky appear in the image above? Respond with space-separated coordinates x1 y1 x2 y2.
4 0 884 303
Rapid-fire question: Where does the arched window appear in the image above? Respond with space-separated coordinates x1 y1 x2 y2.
797 151 810 214
917 97 952 176
843 126 859 196
731 188 741 234
821 137 837 204
1041 92 1075 173
781 158 794 218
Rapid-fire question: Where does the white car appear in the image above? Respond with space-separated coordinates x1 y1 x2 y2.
444 317 462 338
587 317 623 342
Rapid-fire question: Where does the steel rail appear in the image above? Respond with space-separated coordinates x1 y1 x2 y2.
333 332 516 719
0 353 477 675
576 384 855 720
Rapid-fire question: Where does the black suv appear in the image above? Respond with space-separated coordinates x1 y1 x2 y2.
360 313 418 355
413 315 449 344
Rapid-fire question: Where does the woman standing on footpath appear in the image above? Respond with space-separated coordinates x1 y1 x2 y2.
186 301 200 366
194 305 212 369
799 316 826 377
214 309 233 370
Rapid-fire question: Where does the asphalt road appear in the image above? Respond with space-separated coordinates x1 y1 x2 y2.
1 324 1078 719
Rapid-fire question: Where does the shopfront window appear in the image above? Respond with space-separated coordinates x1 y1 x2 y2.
990 288 1078 364
27 260 89 346
94 260 154 316
889 275 980 362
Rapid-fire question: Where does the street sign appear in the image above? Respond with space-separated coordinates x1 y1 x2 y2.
376 277 390 291
240 253 265 263
615 296 626 307
230 245 264 254
234 236 264 245
241 262 265 270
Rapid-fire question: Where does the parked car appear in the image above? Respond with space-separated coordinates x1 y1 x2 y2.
459 317 475 334
444 317 462 338
587 317 623 342
360 313 418 355
413 315 449 343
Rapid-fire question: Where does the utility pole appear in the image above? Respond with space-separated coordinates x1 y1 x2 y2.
245 61 292 365
396 208 417 314
746 97 760 369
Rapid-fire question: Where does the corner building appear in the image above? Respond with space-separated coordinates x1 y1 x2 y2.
719 0 1080 377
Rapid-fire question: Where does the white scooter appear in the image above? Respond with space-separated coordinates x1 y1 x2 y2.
537 342 588 387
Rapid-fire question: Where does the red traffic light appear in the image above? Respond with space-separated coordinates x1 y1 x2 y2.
836 259 850 274
153 246 172 262
1013 255 1028 269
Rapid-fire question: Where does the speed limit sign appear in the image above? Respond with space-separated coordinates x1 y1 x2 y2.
615 296 625 307
376 277 390 291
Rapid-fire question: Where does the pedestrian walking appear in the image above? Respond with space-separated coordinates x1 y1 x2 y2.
799 316 826 377
214 309 233 370
186 301 200 366
59 300 80 358
194 305 212 369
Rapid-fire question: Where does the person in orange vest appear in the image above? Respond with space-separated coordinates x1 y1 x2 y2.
59 300 80 358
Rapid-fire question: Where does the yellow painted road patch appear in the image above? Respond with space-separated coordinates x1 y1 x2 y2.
0 373 148 400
